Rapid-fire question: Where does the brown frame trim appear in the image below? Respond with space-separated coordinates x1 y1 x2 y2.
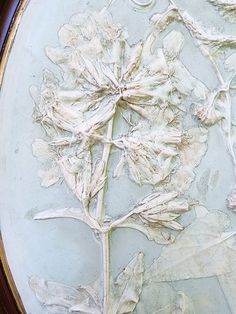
0 238 25 313
0 0 20 53
0 0 28 313
0 0 29 86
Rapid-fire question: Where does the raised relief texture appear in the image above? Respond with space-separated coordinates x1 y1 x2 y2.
29 1 236 313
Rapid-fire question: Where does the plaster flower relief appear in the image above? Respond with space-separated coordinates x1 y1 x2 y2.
28 1 236 313
208 0 236 22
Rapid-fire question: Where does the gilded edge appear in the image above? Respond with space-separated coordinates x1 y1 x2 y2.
0 0 28 312
0 237 26 313
0 0 29 87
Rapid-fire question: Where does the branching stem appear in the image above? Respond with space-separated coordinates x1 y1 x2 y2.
170 0 236 176
95 99 119 313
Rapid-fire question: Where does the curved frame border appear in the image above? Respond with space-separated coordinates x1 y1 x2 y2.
0 0 29 87
0 1 29 313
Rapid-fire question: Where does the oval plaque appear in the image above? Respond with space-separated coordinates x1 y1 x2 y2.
1 1 236 313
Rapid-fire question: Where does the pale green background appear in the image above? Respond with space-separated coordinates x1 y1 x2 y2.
0 0 236 313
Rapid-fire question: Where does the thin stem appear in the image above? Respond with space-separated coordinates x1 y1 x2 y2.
96 116 116 223
96 117 114 313
95 99 118 313
109 210 135 230
101 232 110 314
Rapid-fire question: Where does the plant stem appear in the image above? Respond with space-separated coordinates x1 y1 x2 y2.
95 105 117 313
101 231 110 314
170 0 236 176
109 210 135 229
96 116 115 224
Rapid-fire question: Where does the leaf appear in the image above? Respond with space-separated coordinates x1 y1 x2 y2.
33 207 100 230
115 129 180 186
152 5 236 50
132 191 189 231
38 165 61 187
136 282 195 314
218 269 236 313
146 211 236 282
208 0 236 23
113 154 125 178
170 60 208 100
224 52 236 72
81 98 118 134
58 147 92 207
194 103 224 126
32 139 53 162
118 217 175 245
163 30 184 60
111 253 144 314
29 276 100 314
123 41 143 79
69 302 100 314
227 184 236 211
151 5 179 31
168 127 208 192
90 160 106 198
136 282 177 314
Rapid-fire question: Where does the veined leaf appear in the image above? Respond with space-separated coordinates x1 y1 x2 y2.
136 282 195 314
29 276 100 314
111 253 144 314
132 191 189 231
146 211 236 282
118 217 175 245
218 270 236 313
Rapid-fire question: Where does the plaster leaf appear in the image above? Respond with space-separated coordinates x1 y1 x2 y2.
136 282 177 314
152 5 236 50
90 160 106 198
170 60 208 100
150 5 180 31
208 0 236 23
58 147 92 207
136 282 195 314
113 154 126 178
224 52 236 72
33 207 100 230
174 291 195 314
146 211 236 282
194 103 224 126
123 40 143 79
119 217 175 245
168 127 208 192
32 139 53 162
163 30 184 60
69 302 100 314
29 276 100 314
133 191 189 231
115 129 180 186
111 253 144 314
227 184 236 211
218 269 236 313
38 165 61 187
